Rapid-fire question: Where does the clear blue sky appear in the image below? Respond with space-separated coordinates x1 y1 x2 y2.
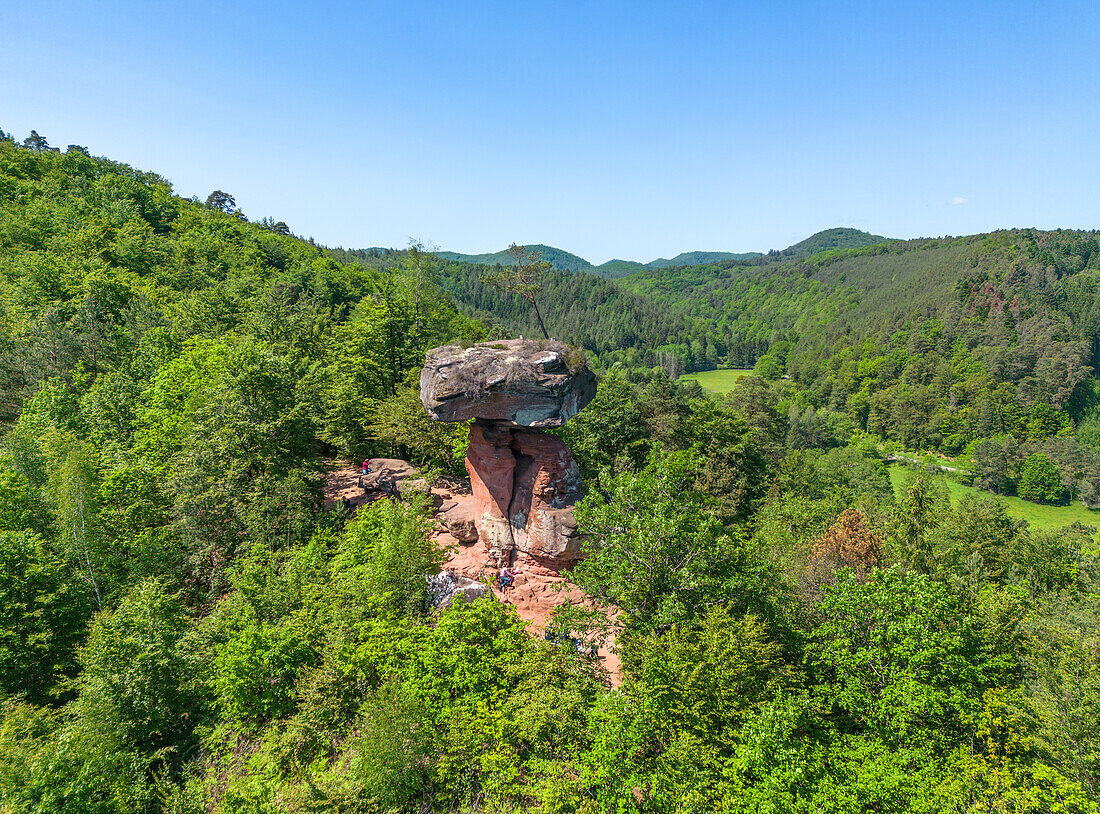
3 0 1098 263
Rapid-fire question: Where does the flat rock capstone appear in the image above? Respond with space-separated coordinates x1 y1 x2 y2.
420 339 596 427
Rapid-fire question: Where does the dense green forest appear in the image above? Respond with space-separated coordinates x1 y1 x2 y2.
617 231 1100 495
3 129 1100 813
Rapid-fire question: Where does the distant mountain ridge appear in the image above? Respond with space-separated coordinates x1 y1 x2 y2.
436 245 592 273
644 250 762 269
437 229 889 278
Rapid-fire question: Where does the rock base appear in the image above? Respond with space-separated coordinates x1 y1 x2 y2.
325 457 621 685
465 420 583 569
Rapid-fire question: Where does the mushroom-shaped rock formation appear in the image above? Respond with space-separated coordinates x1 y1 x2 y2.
420 340 594 570
420 339 596 428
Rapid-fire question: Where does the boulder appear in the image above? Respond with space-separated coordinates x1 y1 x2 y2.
359 473 396 496
358 458 420 496
426 569 491 612
366 458 419 479
439 496 479 543
420 339 596 427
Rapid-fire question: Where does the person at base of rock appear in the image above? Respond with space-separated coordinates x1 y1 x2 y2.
499 565 515 590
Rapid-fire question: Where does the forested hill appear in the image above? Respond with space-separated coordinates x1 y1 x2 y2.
329 246 701 366
617 229 1100 399
0 137 485 422
379 231 1098 390
644 249 762 268
436 243 763 278
435 229 884 278
0 132 485 590
767 226 889 258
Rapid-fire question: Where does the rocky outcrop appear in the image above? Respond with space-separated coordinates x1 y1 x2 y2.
357 458 420 497
421 339 594 570
506 428 583 561
325 456 622 684
465 421 584 567
421 340 596 428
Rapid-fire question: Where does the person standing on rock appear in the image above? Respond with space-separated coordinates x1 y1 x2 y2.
362 459 371 476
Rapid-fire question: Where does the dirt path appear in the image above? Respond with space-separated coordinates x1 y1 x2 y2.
888 453 967 474
323 460 370 509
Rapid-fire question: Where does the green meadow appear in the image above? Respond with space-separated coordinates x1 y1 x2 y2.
678 368 754 394
887 463 1100 537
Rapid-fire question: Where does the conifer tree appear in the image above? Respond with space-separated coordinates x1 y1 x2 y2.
481 244 551 339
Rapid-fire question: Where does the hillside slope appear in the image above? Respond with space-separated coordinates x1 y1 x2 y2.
436 230 881 278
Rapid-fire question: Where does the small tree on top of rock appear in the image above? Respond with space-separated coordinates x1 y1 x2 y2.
481 244 551 339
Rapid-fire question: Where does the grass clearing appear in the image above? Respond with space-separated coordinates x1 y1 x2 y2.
678 369 754 394
888 463 1100 536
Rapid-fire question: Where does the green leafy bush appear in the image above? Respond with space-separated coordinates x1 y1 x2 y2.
1019 452 1070 504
